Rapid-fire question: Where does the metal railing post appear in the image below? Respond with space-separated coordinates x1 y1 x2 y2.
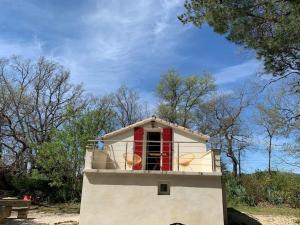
211 150 215 172
169 142 170 171
132 141 135 171
177 143 179 171
125 142 128 170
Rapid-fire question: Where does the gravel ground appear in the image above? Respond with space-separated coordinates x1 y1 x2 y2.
252 214 298 225
228 208 299 225
2 211 79 225
2 210 298 225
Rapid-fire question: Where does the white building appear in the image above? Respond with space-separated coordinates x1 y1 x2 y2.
80 116 226 225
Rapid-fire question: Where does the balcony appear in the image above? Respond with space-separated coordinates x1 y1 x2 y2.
84 140 221 174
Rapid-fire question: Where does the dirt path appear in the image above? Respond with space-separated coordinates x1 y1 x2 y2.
252 214 298 225
228 208 298 225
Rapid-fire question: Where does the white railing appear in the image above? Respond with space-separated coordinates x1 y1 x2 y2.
85 140 221 173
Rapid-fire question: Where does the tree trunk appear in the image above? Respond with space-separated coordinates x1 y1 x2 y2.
268 136 272 174
238 148 241 177
226 134 238 177
0 143 2 166
232 162 238 177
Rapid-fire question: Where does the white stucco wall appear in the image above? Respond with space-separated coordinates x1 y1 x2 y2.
79 171 224 225
103 130 134 170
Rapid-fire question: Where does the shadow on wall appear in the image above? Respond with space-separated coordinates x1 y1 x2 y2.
228 208 262 225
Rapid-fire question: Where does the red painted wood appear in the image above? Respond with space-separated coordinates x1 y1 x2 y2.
133 127 143 170
162 128 172 171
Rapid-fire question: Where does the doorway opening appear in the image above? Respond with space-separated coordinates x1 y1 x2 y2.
146 132 161 170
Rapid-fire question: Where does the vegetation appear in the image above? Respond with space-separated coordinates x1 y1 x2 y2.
0 56 148 202
179 0 300 89
156 70 215 127
225 171 300 209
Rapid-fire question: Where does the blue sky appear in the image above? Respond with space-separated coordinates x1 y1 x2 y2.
0 0 262 95
0 0 298 173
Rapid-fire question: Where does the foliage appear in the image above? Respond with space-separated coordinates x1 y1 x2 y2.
156 70 215 128
179 0 300 91
0 56 84 173
31 100 115 202
3 85 117 202
0 56 150 202
225 171 300 208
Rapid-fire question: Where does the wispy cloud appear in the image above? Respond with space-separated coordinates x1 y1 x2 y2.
0 0 185 94
215 59 263 85
0 0 262 97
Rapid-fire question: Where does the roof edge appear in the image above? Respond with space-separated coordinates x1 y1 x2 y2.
101 116 209 141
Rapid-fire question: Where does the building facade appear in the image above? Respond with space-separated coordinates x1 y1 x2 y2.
79 116 226 225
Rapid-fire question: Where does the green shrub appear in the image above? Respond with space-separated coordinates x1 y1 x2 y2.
225 171 300 208
6 170 82 203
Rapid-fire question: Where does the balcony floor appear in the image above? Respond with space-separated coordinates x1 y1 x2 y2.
84 168 222 176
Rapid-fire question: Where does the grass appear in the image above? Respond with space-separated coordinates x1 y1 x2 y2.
35 203 80 214
228 202 300 218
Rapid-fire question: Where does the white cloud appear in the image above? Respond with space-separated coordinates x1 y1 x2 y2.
0 0 185 95
56 0 184 93
215 59 263 84
0 0 263 99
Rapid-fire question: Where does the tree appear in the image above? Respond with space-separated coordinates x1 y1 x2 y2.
156 70 215 128
112 85 149 128
256 102 283 174
258 83 300 169
35 96 115 201
179 0 300 92
0 56 84 173
196 91 251 177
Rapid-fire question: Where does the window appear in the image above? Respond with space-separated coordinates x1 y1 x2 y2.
158 181 170 195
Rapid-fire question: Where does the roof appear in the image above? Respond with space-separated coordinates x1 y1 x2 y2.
101 116 209 141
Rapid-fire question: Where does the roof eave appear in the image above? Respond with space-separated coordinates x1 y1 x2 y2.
100 117 210 142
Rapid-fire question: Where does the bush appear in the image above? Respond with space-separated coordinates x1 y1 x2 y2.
225 171 300 208
6 170 82 203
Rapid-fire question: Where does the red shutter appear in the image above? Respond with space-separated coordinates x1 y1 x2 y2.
133 127 143 170
162 128 172 171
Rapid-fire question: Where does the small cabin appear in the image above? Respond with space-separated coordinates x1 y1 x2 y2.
80 117 226 225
